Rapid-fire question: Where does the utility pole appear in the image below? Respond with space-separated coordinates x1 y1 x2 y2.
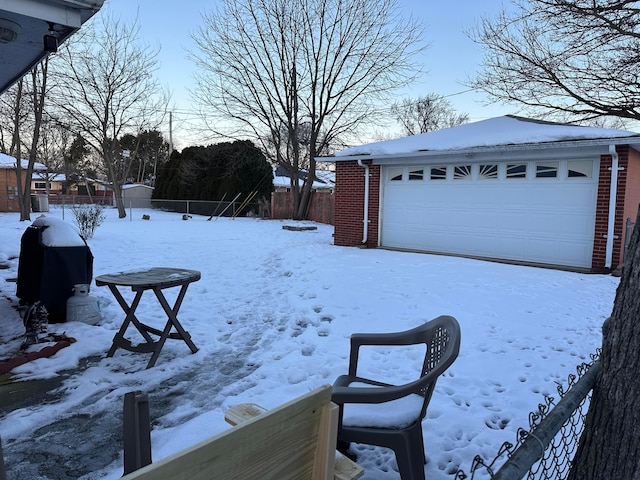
169 111 173 155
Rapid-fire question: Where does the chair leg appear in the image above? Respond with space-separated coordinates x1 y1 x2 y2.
392 427 426 480
337 424 427 479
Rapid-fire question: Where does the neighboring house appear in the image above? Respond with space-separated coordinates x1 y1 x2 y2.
30 173 111 198
0 153 46 212
314 169 336 191
273 166 334 192
327 115 640 273
121 183 153 209
31 173 66 193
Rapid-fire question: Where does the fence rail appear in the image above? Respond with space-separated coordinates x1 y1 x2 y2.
150 198 265 218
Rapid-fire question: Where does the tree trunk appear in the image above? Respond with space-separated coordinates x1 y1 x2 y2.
11 80 26 219
568 207 640 479
294 179 313 220
111 173 126 219
15 63 48 221
103 151 124 217
292 156 316 220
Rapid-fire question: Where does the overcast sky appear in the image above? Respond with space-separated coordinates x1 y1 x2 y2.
103 0 514 148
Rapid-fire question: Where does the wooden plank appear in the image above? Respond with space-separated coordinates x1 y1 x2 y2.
312 402 338 480
122 386 333 480
225 401 363 480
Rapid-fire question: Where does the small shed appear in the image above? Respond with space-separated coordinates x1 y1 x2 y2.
121 184 154 209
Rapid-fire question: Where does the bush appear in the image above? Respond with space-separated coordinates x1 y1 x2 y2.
71 204 106 239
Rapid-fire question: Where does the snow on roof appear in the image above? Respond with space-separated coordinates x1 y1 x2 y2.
273 168 332 189
0 152 47 170
33 172 67 182
122 183 153 190
334 115 640 158
314 169 335 186
274 174 328 189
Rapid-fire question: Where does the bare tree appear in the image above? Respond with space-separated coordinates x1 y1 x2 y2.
470 0 640 123
391 93 469 136
118 130 169 185
191 0 424 219
0 61 50 221
37 115 70 174
0 81 28 155
49 12 168 218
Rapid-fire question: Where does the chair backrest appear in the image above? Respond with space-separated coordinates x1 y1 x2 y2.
335 315 460 429
416 315 461 418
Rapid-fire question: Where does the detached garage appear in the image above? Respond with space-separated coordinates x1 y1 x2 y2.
328 116 640 272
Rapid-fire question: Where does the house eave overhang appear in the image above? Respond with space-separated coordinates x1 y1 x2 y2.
319 137 640 165
0 0 104 95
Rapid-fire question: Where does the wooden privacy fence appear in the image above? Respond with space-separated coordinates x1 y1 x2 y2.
271 191 334 225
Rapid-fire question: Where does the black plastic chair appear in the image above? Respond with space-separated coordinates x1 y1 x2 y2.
331 315 461 480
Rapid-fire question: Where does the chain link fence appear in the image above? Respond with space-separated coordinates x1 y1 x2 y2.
150 198 265 218
455 350 600 480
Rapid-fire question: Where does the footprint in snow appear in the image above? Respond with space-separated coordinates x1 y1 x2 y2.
485 414 510 430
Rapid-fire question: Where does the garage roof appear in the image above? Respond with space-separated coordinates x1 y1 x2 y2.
0 0 104 95
332 115 640 160
0 152 46 170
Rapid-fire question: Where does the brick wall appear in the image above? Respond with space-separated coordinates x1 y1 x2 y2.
334 160 380 247
593 146 628 272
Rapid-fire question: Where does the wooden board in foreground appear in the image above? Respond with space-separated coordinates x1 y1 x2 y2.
122 385 336 480
225 400 364 480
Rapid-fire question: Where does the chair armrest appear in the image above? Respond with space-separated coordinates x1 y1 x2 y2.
347 331 418 376
347 330 423 376
331 375 422 405
350 330 420 347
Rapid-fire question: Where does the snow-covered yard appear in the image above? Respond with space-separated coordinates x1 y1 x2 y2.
0 207 618 479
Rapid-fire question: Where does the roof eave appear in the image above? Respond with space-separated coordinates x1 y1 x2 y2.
318 136 640 163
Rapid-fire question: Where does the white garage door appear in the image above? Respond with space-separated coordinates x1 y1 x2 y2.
380 159 598 268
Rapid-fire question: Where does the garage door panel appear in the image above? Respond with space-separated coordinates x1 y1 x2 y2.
381 162 597 268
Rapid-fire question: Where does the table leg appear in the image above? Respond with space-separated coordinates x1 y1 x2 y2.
105 281 199 368
151 284 199 356
110 286 156 344
107 287 154 358
145 309 175 369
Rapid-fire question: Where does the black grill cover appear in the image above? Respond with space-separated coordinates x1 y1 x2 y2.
16 223 93 323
